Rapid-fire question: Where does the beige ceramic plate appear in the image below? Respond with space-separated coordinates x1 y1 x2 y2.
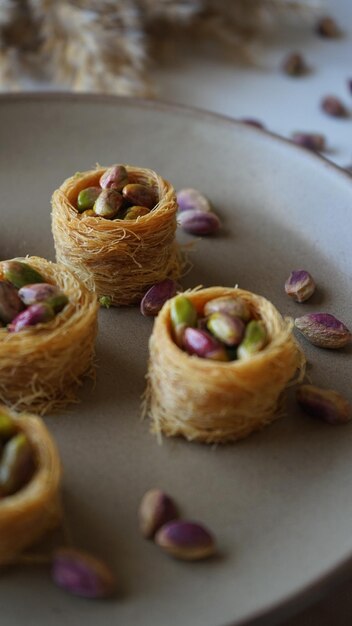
0 93 351 626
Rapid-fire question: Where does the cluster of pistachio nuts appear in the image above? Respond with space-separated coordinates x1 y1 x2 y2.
0 261 68 333
139 488 216 561
0 412 36 498
285 270 352 424
76 164 157 220
170 294 267 361
176 187 221 236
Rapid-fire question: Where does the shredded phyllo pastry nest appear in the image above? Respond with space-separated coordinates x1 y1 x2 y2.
0 256 98 415
0 406 62 566
145 286 305 444
51 165 185 306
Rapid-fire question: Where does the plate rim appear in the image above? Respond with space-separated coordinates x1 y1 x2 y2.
1 90 352 626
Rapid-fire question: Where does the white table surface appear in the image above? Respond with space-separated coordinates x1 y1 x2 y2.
1 1 351 624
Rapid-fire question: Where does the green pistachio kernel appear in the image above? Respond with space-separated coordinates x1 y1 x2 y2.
77 187 101 212
237 320 267 360
0 432 36 497
0 413 17 442
3 261 45 289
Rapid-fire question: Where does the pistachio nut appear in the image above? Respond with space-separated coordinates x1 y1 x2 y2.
176 188 211 213
139 488 178 539
237 320 267 359
297 384 351 425
0 432 35 497
100 164 128 191
2 261 45 289
321 96 348 118
291 133 326 152
183 327 229 361
294 313 351 349
51 548 116 599
18 283 63 309
94 189 124 219
203 296 251 321
285 270 316 302
282 52 309 76
178 209 220 236
0 413 18 441
123 206 150 220
122 183 156 210
77 187 101 212
207 312 245 346
140 279 177 317
170 295 197 347
316 16 341 38
155 520 216 561
8 302 55 332
0 280 24 324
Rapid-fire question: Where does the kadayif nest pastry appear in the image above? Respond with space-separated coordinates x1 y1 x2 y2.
0 405 62 565
51 164 184 306
146 287 305 444
0 256 98 414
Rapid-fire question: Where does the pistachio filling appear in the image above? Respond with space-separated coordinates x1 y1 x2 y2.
0 413 36 498
170 294 268 361
76 164 157 220
0 261 69 333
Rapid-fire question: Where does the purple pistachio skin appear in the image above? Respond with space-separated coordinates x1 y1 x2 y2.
285 270 316 303
139 488 179 539
140 279 178 317
321 96 348 118
8 302 55 332
99 165 128 191
18 283 60 306
52 548 116 599
291 132 326 152
295 313 351 349
206 312 245 346
183 327 228 361
297 385 351 425
155 520 216 561
178 210 220 236
176 188 211 213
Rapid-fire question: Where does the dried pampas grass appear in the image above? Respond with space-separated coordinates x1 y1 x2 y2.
0 0 318 96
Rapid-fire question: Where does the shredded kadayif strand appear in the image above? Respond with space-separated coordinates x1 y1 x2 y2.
51 165 184 306
146 286 305 444
0 406 62 565
0 256 98 415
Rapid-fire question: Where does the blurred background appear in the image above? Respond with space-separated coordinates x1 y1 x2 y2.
0 0 351 166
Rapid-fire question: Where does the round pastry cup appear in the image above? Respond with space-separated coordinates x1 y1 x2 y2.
0 406 62 566
0 256 98 415
146 287 305 444
51 164 183 306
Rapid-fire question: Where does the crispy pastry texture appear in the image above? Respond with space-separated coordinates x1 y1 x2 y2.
51 165 183 306
0 256 98 414
146 287 305 444
0 406 62 566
